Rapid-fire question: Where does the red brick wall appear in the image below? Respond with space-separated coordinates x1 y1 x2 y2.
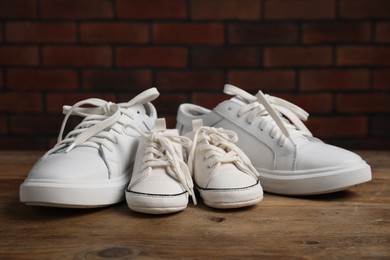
0 0 389 150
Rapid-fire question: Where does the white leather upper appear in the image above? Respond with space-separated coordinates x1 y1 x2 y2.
126 120 196 204
177 87 365 174
128 129 189 195
186 123 259 190
26 92 158 184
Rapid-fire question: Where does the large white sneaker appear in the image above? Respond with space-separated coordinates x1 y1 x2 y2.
176 84 372 195
20 88 159 208
186 119 263 209
125 118 195 214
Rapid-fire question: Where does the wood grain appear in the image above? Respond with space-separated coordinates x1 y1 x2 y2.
0 151 389 259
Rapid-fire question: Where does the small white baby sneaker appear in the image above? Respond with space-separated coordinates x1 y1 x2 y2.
20 88 159 208
125 118 196 214
186 119 263 209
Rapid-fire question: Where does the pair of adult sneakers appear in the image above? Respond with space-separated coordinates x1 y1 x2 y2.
19 85 372 213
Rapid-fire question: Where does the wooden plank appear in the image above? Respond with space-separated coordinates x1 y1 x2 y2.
0 151 389 259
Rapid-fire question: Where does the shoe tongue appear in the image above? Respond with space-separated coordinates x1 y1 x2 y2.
230 93 315 143
231 96 250 106
64 103 148 151
231 96 270 118
231 95 303 137
217 162 240 174
125 103 147 115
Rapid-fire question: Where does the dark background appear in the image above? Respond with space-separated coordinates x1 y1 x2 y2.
0 0 389 150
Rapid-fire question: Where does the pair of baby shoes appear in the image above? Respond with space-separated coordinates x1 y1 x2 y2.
125 118 263 214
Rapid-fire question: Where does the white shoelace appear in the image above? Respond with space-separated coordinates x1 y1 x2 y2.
123 122 197 205
224 84 312 146
187 126 259 186
47 88 159 155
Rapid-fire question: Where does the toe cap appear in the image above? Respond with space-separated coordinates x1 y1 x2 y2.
295 142 364 171
26 148 109 182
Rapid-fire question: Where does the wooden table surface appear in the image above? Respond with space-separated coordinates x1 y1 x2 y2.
0 151 389 259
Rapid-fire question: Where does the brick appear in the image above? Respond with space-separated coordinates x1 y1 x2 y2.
156 71 224 91
371 116 390 137
52 116 83 140
83 70 152 91
163 115 178 129
300 70 369 91
303 22 371 44
80 23 149 43
372 69 390 90
376 22 390 42
191 0 261 20
0 70 3 88
116 0 186 19
0 137 47 150
46 93 116 113
118 93 188 114
228 70 295 91
0 0 36 18
48 137 58 149
336 94 390 113
306 116 367 138
265 0 335 20
273 93 333 114
192 47 260 68
264 47 332 67
153 23 224 45
153 94 188 114
337 47 390 66
7 69 78 91
191 93 227 109
44 46 111 67
0 46 39 66
340 0 390 19
41 0 112 19
228 23 297 44
116 47 187 68
6 22 76 43
10 115 63 135
332 139 390 150
0 115 6 134
0 92 42 113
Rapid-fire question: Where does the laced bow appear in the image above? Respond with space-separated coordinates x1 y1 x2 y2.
224 84 312 146
187 126 259 184
47 88 159 155
123 122 197 205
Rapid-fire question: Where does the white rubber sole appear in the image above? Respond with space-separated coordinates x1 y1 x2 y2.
19 175 130 208
126 190 188 214
198 181 263 209
258 161 372 195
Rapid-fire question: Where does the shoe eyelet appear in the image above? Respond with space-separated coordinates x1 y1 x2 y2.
137 111 140 114
227 107 232 111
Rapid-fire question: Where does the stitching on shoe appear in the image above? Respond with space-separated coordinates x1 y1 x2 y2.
196 180 260 192
126 189 188 197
